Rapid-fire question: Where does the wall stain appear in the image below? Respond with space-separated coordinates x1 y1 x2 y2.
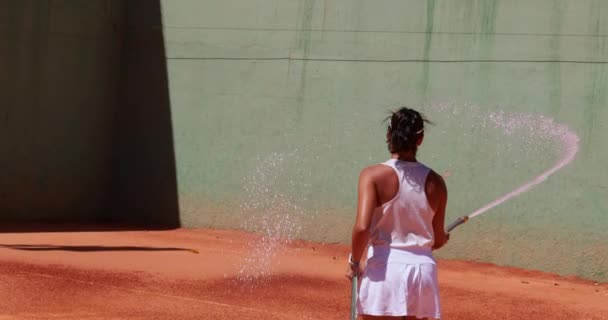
321 0 328 32
460 0 476 51
584 0 607 150
418 0 436 102
294 0 315 124
548 0 565 116
475 0 498 106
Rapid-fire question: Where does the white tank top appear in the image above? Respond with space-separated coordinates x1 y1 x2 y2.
367 159 436 264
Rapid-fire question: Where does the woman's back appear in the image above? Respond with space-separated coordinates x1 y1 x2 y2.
369 159 435 254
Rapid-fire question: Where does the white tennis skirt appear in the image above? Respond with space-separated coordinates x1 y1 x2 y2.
357 247 442 319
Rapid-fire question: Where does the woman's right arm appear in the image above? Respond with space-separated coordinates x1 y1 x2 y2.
427 170 449 250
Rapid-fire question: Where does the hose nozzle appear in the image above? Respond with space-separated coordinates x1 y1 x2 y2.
446 216 469 233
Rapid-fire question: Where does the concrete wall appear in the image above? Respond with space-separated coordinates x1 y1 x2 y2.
0 0 123 221
163 0 607 280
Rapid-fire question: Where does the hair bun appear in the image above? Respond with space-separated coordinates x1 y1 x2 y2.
386 107 430 154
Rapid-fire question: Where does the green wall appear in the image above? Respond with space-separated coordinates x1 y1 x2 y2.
163 0 607 280
0 0 123 220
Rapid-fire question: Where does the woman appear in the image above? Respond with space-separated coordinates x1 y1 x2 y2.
346 107 449 320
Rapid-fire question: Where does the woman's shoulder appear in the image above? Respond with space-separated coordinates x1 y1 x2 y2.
425 169 447 193
359 163 396 181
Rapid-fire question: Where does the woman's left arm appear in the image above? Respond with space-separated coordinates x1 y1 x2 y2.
346 168 377 279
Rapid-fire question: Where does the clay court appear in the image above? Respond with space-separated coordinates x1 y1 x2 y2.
0 227 605 320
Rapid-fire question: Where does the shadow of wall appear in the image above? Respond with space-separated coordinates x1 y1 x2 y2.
0 1 121 223
106 0 180 228
0 0 180 230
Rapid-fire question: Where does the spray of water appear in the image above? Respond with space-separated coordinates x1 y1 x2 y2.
232 103 579 284
236 151 306 285
468 114 579 218
430 102 580 219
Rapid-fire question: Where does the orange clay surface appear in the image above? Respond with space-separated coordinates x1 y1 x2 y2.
0 227 606 320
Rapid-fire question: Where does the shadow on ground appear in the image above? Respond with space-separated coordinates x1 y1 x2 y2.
0 244 196 253
0 222 179 233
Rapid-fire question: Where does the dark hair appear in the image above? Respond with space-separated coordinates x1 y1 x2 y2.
385 107 432 153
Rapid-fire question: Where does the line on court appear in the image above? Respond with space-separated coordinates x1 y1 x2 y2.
18 270 314 320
